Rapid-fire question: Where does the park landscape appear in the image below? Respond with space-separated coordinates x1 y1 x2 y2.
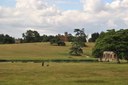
0 41 128 85
1 0 128 85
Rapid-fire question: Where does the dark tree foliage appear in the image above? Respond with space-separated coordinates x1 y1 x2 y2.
69 28 87 56
47 35 55 42
74 28 87 47
50 36 60 45
74 28 87 42
57 41 66 46
70 47 83 56
0 34 15 44
67 34 75 42
22 30 41 43
89 32 100 42
40 35 49 42
92 29 128 62
50 36 66 46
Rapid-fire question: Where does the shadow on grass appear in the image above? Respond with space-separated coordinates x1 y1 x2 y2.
75 80 106 84
0 59 98 63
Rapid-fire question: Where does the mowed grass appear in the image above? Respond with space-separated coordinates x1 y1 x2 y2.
0 42 94 60
0 62 128 85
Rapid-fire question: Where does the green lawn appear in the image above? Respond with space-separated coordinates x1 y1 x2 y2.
0 42 128 85
0 62 128 85
0 42 94 60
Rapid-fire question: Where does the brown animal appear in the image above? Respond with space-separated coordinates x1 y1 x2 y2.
42 62 44 66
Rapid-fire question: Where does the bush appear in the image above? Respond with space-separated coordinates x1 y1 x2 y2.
57 41 66 46
69 46 83 56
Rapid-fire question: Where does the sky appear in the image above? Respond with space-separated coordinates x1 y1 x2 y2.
0 0 128 38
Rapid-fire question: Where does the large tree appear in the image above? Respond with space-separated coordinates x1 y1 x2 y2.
69 28 87 56
88 32 100 42
22 30 41 43
92 29 128 63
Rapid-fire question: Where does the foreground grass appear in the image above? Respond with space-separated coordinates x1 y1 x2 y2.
0 62 128 85
0 42 94 60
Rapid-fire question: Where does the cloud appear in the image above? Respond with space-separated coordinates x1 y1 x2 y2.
106 0 128 9
81 0 105 12
0 0 128 38
0 0 61 37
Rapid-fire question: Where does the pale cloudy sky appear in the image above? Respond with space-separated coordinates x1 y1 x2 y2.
0 0 128 38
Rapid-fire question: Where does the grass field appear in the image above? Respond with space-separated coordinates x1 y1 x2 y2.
0 42 94 60
0 42 128 85
0 62 128 85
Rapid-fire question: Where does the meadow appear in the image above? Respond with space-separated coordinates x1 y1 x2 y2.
0 62 128 85
0 42 94 60
0 42 128 85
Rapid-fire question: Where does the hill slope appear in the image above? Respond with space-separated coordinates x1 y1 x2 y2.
0 42 95 60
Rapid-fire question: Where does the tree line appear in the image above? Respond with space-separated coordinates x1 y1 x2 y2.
0 34 15 44
0 30 100 44
22 30 75 46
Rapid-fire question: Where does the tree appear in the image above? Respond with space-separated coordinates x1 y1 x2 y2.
0 34 4 44
0 34 15 44
57 41 66 46
40 35 49 42
69 28 87 56
3 35 15 44
50 36 60 45
74 28 87 42
50 36 66 46
74 28 87 47
92 29 128 63
70 47 83 56
88 32 100 42
67 33 74 42
22 30 41 43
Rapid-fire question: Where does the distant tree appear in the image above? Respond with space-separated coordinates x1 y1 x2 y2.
50 36 66 46
88 32 100 42
0 34 15 44
92 29 128 63
74 28 87 42
40 35 49 42
50 36 60 45
67 34 75 42
69 28 87 56
74 28 87 47
57 41 66 46
22 30 41 43
70 47 83 56
47 35 54 42
0 34 4 44
4 35 15 44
